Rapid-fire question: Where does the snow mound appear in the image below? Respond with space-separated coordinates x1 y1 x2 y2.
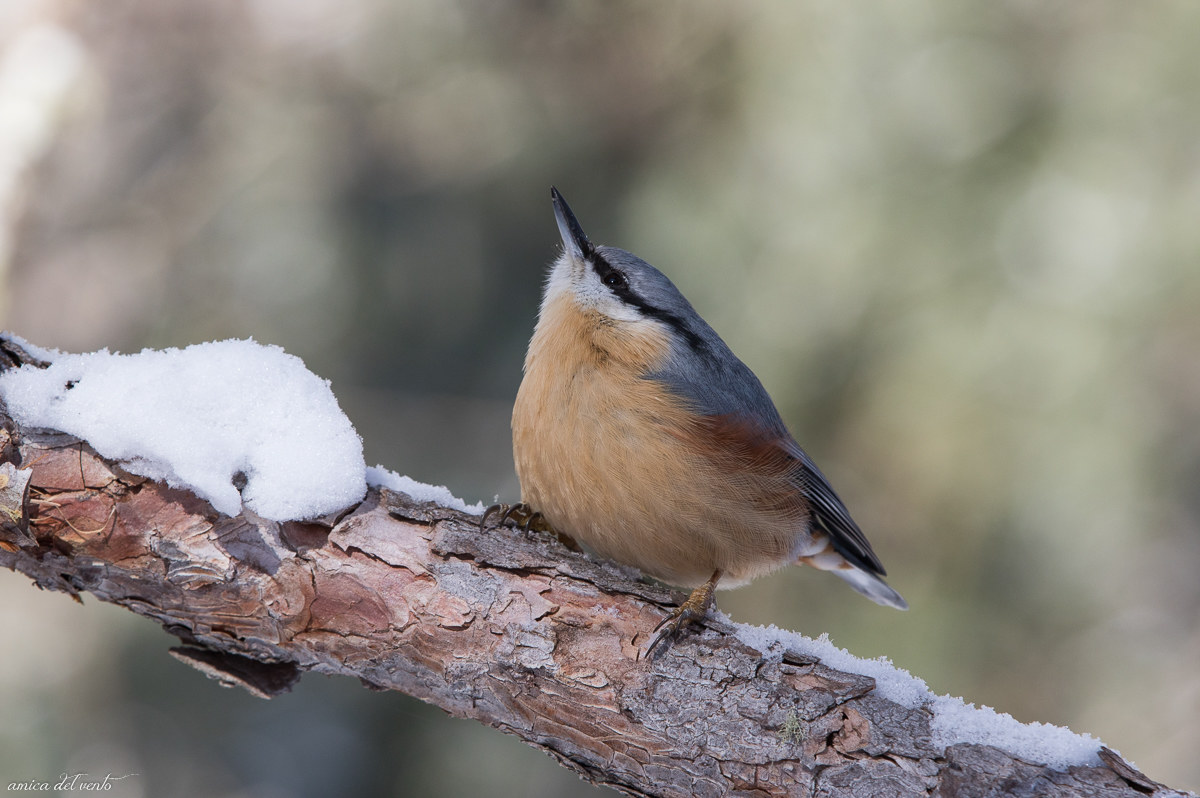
0 339 367 521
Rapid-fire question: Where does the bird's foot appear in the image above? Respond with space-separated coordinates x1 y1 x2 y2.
480 503 581 551
644 569 723 658
480 502 552 533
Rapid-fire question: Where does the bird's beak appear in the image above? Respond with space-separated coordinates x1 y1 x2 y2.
551 186 593 263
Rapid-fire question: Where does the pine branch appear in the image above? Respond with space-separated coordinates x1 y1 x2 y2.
0 334 1189 798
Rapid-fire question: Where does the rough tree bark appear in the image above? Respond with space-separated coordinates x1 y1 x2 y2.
0 335 1190 798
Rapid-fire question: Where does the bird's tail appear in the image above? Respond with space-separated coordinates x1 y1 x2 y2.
797 541 909 610
828 566 908 610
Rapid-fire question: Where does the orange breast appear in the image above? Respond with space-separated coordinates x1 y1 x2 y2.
512 295 811 588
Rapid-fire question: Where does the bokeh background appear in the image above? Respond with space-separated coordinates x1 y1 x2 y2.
2 1 1199 795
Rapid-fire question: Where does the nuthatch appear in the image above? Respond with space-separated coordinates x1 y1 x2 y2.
495 187 907 653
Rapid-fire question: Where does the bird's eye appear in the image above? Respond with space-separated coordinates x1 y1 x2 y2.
602 271 627 290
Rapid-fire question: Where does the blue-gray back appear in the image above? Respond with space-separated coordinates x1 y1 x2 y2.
595 245 887 576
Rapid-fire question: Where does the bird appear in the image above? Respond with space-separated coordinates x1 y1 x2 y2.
491 187 907 655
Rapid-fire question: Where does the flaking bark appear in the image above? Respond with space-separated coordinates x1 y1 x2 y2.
0 334 1191 798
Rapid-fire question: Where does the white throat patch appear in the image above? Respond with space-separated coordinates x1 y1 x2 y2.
543 253 645 324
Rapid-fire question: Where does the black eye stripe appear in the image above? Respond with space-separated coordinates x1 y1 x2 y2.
588 252 708 353
589 252 626 290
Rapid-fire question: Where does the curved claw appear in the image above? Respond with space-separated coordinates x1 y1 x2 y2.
501 504 528 526
643 569 723 659
480 502 581 551
645 605 706 658
480 503 507 530
481 502 549 532
481 502 538 529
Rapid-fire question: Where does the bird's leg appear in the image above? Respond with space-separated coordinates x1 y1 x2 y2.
645 568 723 657
479 503 581 551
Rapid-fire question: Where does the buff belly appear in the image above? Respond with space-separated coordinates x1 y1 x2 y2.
512 319 808 588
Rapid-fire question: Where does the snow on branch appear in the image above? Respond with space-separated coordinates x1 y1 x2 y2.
0 333 1190 798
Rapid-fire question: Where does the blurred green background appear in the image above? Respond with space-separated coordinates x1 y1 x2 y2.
2 1 1198 795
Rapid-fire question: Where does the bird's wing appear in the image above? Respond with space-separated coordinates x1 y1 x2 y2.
781 438 887 576
650 339 889 576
